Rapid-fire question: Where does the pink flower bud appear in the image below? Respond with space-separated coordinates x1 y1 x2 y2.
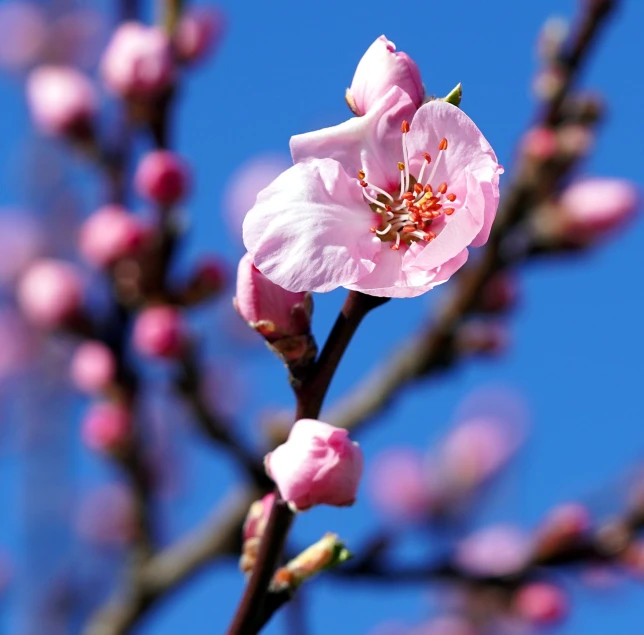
558 178 639 242
101 22 174 99
79 205 147 268
243 493 275 542
27 65 97 137
179 256 227 305
513 583 568 625
17 259 83 329
368 448 436 521
455 525 532 577
70 341 116 394
134 150 190 206
521 127 558 162
81 401 131 452
132 306 184 358
234 252 311 342
539 502 591 542
347 35 424 116
174 7 225 64
264 419 363 511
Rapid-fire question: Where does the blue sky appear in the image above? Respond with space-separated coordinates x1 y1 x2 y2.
1 0 644 633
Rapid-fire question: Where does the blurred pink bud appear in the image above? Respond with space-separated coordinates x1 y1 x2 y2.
347 35 424 116
558 178 639 243
75 484 136 546
133 306 185 358
536 17 569 62
455 525 532 577
17 259 83 329
234 252 311 342
79 205 147 268
81 401 131 452
135 150 190 206
243 493 275 542
532 67 565 101
180 256 227 305
557 124 593 158
224 154 292 240
368 448 436 521
538 502 591 543
0 212 43 284
0 2 46 72
101 22 174 99
513 583 568 625
27 65 97 137
441 417 523 491
70 341 116 394
265 419 363 511
174 7 225 64
478 274 517 314
521 127 558 161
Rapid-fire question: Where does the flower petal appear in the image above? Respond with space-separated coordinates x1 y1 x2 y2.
470 171 502 247
405 171 485 272
290 86 416 191
243 158 379 293
346 246 468 298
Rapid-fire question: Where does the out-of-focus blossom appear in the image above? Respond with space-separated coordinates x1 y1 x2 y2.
457 321 509 357
556 178 639 244
265 419 363 511
455 525 532 577
243 494 275 542
535 502 591 559
0 2 46 72
557 124 593 159
224 154 292 241
17 259 84 329
0 308 34 380
75 484 136 546
135 150 190 206
132 306 185 359
521 126 558 162
368 447 436 521
174 7 225 64
0 211 44 284
70 341 116 394
27 66 97 137
81 401 131 452
478 273 517 314
513 582 568 625
234 252 311 342
48 8 108 70
346 35 424 116
536 17 569 62
244 89 501 298
101 22 174 99
79 205 148 268
440 417 523 492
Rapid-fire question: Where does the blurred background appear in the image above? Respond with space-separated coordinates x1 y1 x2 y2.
0 0 643 633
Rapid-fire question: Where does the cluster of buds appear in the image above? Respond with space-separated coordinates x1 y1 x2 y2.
234 253 316 371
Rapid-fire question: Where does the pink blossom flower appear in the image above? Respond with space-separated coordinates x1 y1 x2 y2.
100 22 174 99
174 7 225 64
557 178 639 242
132 305 185 358
243 493 275 542
347 35 424 116
244 88 501 298
27 65 97 137
455 525 532 577
79 205 147 268
264 419 363 511
513 583 568 625
70 341 116 394
17 259 83 328
368 447 436 521
81 401 131 452
234 252 311 341
135 150 190 206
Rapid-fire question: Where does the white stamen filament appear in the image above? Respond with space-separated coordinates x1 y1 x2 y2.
376 224 392 236
365 182 394 202
361 188 386 209
423 148 444 188
401 132 410 193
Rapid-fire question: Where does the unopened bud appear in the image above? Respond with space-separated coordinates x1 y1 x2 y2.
537 17 569 62
70 341 116 394
240 493 275 575
174 7 225 64
521 126 558 162
135 150 190 207
272 533 351 591
346 35 424 116
477 274 518 314
513 582 568 625
81 401 131 453
132 305 185 359
234 252 316 367
178 256 227 305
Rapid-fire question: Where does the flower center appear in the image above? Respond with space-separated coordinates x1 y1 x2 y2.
358 120 458 251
